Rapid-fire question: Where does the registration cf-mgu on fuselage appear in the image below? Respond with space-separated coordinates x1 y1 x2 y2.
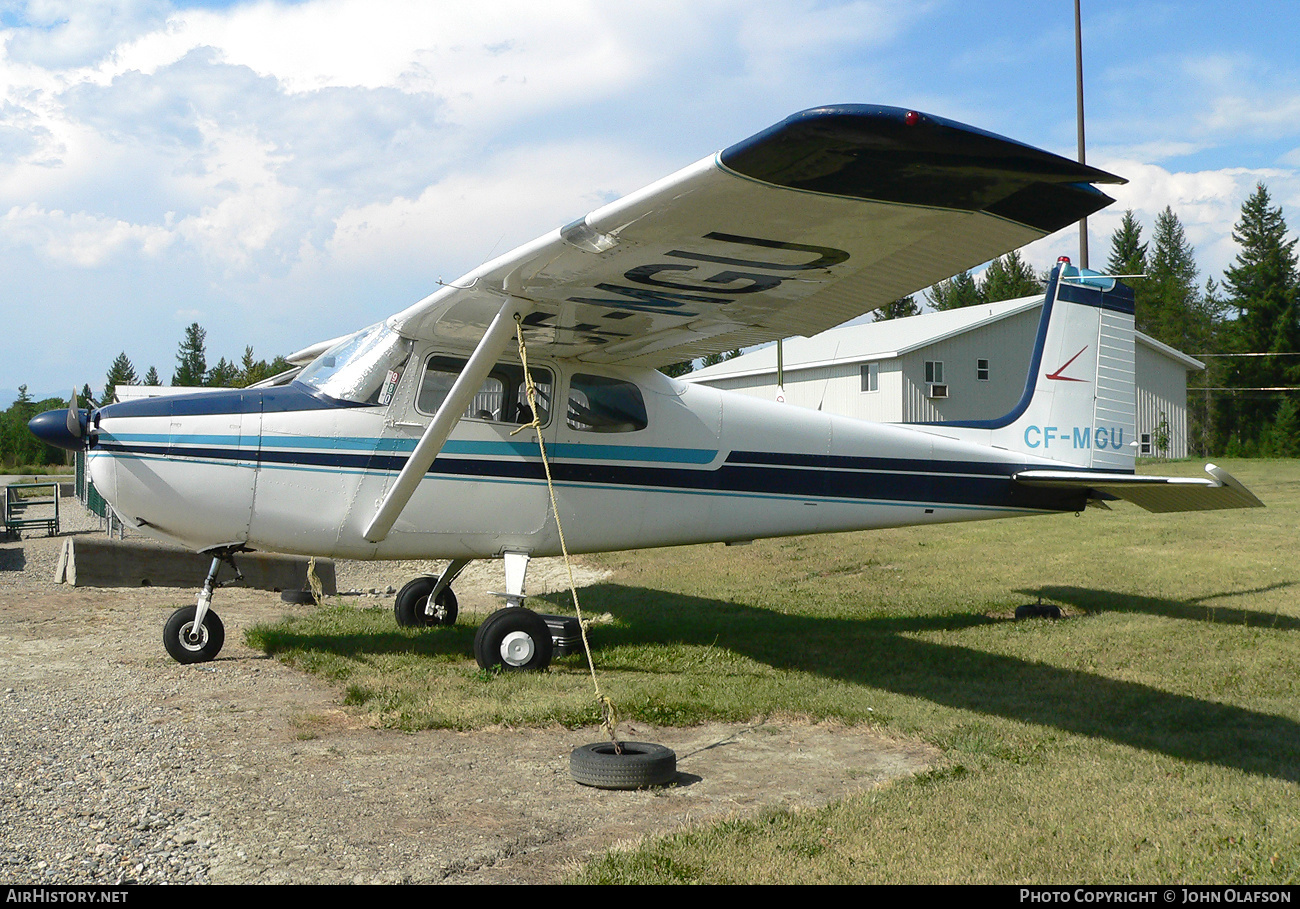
30 104 1263 668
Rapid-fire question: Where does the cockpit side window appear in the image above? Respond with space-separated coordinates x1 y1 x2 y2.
416 355 552 425
567 374 648 433
295 323 413 405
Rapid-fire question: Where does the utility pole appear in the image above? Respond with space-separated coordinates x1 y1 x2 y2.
1075 0 1089 268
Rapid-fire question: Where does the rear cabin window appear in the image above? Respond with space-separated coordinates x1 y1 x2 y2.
566 374 647 433
417 356 552 425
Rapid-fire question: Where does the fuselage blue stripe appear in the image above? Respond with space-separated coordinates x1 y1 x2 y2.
94 439 1085 513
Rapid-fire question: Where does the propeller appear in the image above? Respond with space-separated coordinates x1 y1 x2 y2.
66 389 86 440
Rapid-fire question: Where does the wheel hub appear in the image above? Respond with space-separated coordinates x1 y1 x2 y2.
180 622 208 651
499 631 535 666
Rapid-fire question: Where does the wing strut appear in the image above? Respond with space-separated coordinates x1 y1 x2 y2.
363 297 534 543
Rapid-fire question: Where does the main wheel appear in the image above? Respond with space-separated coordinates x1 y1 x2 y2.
394 578 458 627
473 606 553 671
570 741 677 790
163 605 226 664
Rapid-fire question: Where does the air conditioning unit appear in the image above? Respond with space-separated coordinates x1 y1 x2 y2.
927 383 949 399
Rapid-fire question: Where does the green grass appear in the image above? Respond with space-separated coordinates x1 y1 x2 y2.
246 458 1300 883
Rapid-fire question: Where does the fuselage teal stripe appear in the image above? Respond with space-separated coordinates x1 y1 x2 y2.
100 432 717 464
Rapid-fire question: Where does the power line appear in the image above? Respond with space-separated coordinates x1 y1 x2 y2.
1193 351 1300 358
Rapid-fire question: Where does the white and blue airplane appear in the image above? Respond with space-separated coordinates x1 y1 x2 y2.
30 105 1262 670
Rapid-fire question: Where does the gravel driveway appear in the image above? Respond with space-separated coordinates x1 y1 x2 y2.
0 500 935 884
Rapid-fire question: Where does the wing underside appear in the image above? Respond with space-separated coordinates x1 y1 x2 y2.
390 105 1125 367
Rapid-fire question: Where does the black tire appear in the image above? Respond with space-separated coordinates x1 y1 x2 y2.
473 606 553 671
570 741 677 790
163 605 225 664
1015 603 1061 620
281 589 317 605
394 578 458 627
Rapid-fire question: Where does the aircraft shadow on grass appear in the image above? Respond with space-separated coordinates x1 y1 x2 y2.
1031 583 1300 630
263 581 1299 784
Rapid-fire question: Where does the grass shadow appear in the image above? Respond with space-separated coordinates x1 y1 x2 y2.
1029 583 1300 629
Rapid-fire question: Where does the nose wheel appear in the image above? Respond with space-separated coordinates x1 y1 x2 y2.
163 604 226 664
394 576 460 626
163 549 243 664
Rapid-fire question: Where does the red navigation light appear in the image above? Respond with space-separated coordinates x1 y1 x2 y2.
904 110 920 126
1057 256 1072 265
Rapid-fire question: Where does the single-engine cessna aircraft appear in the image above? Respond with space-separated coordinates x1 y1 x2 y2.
31 104 1263 669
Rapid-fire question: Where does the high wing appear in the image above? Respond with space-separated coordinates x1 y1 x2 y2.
388 104 1124 367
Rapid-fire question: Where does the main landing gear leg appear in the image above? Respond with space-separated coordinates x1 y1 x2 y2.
164 550 242 664
474 550 553 672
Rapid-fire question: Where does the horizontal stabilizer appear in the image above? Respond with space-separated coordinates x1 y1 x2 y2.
1013 464 1264 513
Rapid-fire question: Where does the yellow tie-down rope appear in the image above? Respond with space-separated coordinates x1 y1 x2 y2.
511 317 621 749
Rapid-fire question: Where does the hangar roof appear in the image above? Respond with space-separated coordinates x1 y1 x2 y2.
686 294 1203 382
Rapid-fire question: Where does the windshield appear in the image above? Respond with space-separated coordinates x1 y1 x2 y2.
295 323 413 405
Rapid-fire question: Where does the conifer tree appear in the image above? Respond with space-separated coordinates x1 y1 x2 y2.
143 366 160 386
1106 209 1148 278
873 295 921 321
1144 207 1215 354
172 323 207 386
206 357 239 388
926 270 981 310
981 251 1042 303
1217 183 1300 452
102 352 137 404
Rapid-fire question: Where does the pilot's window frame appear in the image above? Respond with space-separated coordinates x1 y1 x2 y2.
415 354 553 427
566 373 648 434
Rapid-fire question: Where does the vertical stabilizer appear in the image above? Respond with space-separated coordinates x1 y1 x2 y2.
916 259 1137 471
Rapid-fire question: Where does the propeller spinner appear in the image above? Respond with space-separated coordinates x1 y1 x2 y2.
29 389 95 451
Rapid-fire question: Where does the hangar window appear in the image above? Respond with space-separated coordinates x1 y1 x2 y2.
417 356 552 425
977 358 990 381
925 360 944 384
567 374 647 433
860 362 879 392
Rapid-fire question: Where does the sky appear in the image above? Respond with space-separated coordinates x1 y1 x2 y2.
3 0 1299 402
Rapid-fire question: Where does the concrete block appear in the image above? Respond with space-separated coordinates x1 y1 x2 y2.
58 537 336 594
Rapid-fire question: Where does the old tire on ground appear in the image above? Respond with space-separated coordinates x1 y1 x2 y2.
473 606 553 671
281 589 317 605
1015 603 1061 620
570 741 677 790
163 605 226 664
394 578 458 627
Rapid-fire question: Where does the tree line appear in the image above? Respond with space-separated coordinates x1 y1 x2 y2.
0 323 290 467
92 322 291 407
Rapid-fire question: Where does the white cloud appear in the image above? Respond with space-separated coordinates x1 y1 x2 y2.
2 0 170 69
1 201 172 266
320 139 668 280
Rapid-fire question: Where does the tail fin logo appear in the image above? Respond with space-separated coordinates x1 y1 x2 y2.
1045 346 1090 383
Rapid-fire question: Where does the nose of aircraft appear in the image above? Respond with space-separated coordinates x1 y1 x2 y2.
28 404 92 451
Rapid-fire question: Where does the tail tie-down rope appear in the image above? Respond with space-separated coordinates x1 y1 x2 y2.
512 317 621 751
